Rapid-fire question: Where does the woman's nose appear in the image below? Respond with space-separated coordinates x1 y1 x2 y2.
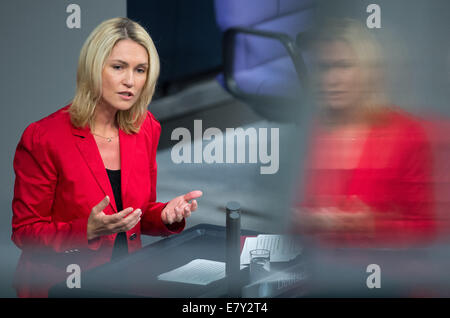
323 69 341 88
122 70 135 87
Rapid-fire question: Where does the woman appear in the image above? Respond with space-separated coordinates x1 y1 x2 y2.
11 17 202 297
292 19 435 248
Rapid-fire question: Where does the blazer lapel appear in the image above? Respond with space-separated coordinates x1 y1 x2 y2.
71 125 119 213
119 128 137 204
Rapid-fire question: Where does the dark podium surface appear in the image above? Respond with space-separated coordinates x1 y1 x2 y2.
49 223 450 297
49 224 264 297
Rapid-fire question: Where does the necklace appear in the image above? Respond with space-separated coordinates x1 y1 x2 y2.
91 132 118 142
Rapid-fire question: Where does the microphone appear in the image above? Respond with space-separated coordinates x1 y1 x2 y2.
226 201 241 297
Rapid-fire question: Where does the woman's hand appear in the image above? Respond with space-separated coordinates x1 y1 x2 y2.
296 208 374 233
161 190 203 225
87 196 142 241
292 197 375 235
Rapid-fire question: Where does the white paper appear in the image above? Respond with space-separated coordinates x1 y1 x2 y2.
240 235 302 265
157 259 246 286
157 259 225 285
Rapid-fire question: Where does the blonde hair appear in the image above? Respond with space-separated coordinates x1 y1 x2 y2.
313 18 387 115
68 17 160 134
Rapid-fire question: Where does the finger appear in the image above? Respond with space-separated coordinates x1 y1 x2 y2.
178 210 185 222
174 207 184 223
167 210 174 224
112 210 141 232
183 205 191 218
107 207 136 224
161 209 168 224
123 208 141 224
119 207 139 219
164 208 174 224
92 196 110 214
129 215 141 230
122 211 141 231
190 200 198 212
183 190 203 202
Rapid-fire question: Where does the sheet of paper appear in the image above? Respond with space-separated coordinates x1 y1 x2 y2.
256 235 302 262
240 235 302 265
157 259 226 285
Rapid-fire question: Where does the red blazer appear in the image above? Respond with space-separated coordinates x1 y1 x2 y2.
12 104 184 297
297 109 436 247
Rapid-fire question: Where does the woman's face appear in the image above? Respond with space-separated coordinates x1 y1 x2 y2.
316 40 364 111
100 39 149 112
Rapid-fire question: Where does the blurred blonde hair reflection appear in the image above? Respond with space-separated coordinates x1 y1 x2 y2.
312 19 387 121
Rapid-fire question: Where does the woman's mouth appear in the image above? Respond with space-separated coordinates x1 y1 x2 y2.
118 91 134 100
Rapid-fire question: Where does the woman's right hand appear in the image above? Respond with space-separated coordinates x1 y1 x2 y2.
292 204 375 235
87 196 142 241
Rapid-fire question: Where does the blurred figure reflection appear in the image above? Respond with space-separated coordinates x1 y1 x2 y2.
292 19 435 248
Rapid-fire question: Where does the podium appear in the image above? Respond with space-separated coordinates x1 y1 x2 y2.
49 224 309 298
49 224 254 297
51 222 449 297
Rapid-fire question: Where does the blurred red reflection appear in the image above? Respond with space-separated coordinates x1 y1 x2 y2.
293 108 436 247
291 19 442 248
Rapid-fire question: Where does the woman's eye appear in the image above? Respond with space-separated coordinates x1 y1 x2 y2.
112 65 122 70
137 68 146 74
337 61 354 69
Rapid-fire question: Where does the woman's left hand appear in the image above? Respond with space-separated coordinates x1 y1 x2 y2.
161 190 203 225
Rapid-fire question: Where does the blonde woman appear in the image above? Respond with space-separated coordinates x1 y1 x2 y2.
292 19 435 247
12 17 202 297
